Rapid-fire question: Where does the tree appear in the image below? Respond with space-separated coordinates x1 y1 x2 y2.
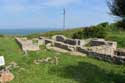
107 0 125 21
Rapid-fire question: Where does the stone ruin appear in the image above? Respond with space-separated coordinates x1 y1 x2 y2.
33 56 59 65
52 35 85 46
115 48 125 56
52 35 66 42
43 35 125 64
16 35 125 64
16 37 40 53
90 38 117 50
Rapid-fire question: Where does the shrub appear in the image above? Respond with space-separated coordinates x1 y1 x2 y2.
72 31 84 39
116 21 125 30
83 25 107 39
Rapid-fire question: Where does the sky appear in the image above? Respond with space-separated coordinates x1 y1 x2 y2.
0 0 114 29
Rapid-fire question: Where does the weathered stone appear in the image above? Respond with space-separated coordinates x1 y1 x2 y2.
64 39 77 45
115 48 125 56
90 38 117 50
52 35 86 46
44 39 54 45
0 69 14 83
6 61 19 70
90 39 105 46
33 56 59 65
54 41 76 51
16 37 40 52
52 35 66 42
114 56 125 64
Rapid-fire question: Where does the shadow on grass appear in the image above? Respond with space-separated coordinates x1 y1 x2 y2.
49 62 125 83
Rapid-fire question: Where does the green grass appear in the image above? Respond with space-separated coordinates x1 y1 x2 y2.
27 28 83 38
0 37 125 83
106 31 125 48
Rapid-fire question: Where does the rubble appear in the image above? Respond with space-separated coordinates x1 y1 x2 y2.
33 56 59 65
0 69 14 83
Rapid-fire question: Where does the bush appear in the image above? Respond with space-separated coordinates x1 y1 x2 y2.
116 21 125 30
83 25 107 39
72 31 84 39
72 24 108 39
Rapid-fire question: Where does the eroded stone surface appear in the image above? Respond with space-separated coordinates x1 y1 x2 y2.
0 69 14 83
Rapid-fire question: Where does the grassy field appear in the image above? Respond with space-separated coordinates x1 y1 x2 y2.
0 37 125 83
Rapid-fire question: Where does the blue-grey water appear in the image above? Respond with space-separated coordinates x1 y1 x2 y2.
0 28 60 35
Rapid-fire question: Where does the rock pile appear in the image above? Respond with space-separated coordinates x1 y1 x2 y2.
6 61 19 70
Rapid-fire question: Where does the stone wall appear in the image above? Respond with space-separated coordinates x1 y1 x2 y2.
76 46 125 64
54 42 76 51
64 39 77 45
52 35 66 42
88 45 115 56
44 39 54 45
50 35 125 64
90 39 105 46
76 47 88 54
90 39 117 50
52 35 85 46
115 48 125 56
16 37 40 52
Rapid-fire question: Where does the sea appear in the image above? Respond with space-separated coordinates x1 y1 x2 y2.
0 28 61 35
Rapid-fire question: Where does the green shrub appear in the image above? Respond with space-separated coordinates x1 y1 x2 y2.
116 20 125 30
72 31 84 39
83 25 107 39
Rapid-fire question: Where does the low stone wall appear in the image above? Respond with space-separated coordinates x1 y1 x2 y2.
76 47 88 54
64 39 77 45
44 39 54 45
52 35 85 46
114 56 125 64
76 46 125 64
16 37 40 52
90 39 117 50
115 48 125 56
90 39 105 46
52 35 66 42
54 42 76 51
88 45 115 56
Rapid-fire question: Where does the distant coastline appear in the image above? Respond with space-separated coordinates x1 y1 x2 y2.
0 28 61 35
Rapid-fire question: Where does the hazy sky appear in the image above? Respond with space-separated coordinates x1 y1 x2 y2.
0 0 114 29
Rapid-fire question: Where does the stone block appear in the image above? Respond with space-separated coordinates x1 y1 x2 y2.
52 35 66 42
